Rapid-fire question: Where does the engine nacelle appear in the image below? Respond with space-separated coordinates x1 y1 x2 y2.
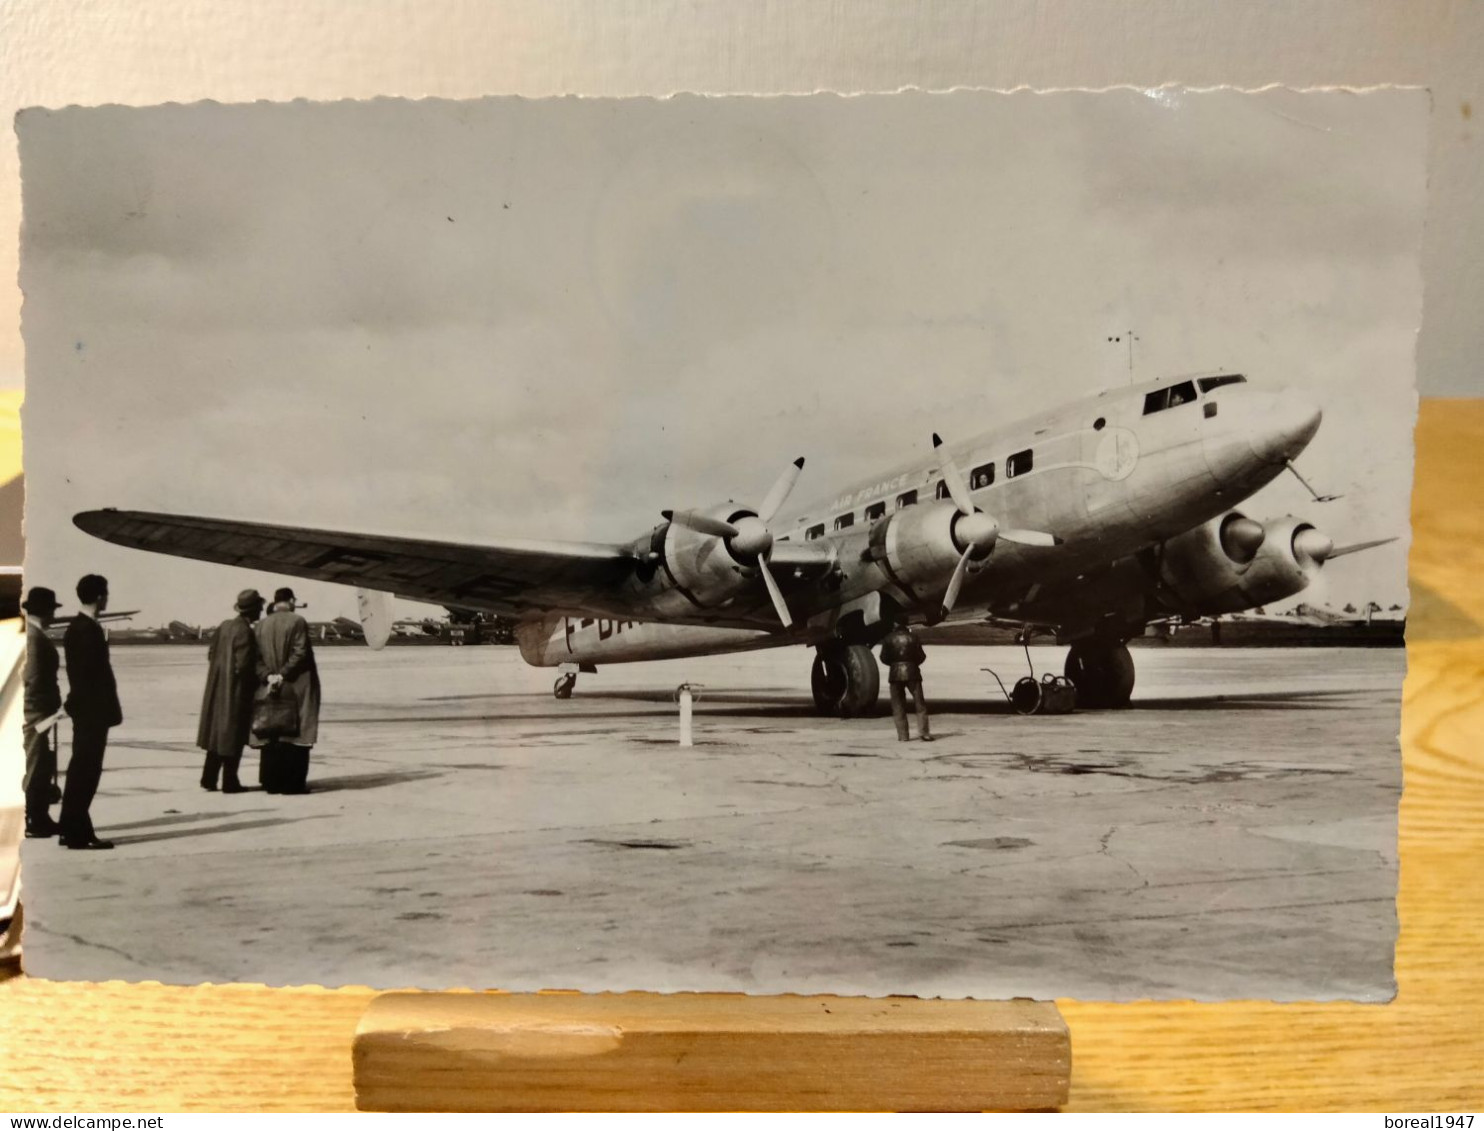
621 502 834 621
1157 511 1326 615
869 501 985 596
661 502 763 607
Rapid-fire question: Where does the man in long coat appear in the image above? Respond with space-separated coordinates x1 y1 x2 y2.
252 586 320 795
60 573 123 849
879 622 933 743
21 586 64 838
197 588 264 792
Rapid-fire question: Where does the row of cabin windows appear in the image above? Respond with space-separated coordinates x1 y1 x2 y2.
802 448 1035 540
805 376 1249 539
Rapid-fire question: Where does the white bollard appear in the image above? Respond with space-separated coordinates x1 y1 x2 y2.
679 685 694 747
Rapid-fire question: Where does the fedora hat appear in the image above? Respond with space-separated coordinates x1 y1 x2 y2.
22 586 61 614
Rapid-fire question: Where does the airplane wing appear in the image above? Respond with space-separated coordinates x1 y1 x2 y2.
73 509 637 619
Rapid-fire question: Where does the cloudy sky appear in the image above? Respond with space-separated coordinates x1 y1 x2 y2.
19 89 1424 627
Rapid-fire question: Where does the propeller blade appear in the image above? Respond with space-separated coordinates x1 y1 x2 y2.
662 509 739 539
932 433 975 516
757 556 793 628
939 545 974 619
758 457 806 523
999 528 1060 548
1326 536 1399 560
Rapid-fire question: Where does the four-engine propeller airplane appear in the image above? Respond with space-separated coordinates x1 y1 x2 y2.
73 372 1392 716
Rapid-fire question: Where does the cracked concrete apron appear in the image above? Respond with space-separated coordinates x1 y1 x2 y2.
21 644 1400 1000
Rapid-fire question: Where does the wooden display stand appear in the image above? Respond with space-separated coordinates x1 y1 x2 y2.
353 992 1070 1112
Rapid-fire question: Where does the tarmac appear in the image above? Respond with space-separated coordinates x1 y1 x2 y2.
19 643 1401 1001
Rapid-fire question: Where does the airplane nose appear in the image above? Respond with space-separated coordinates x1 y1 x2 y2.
1250 394 1322 463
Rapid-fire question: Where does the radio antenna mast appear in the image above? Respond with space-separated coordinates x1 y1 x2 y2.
1107 330 1140 383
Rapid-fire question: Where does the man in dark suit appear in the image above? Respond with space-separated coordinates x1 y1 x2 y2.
21 586 64 838
59 574 122 850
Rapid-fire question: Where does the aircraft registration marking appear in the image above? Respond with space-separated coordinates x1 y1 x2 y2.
563 616 640 652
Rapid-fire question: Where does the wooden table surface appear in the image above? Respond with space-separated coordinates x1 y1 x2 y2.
2 400 1481 1113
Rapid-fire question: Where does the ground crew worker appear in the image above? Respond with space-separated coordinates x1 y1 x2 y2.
879 622 933 742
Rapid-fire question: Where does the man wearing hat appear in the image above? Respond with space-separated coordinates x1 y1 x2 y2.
21 586 64 838
59 573 122 849
251 587 321 794
197 588 265 792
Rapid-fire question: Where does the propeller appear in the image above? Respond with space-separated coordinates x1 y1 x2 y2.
932 434 1058 618
661 509 738 539
663 457 806 628
1323 535 1397 560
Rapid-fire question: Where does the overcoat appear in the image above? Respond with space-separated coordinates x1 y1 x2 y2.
24 620 62 724
252 609 320 748
196 615 259 755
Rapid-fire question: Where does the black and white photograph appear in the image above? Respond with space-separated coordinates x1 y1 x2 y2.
17 88 1422 999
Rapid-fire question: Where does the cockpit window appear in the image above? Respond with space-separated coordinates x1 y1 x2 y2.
1198 374 1247 393
1143 380 1199 415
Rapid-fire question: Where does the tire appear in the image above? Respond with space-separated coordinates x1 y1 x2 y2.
811 644 881 717
838 644 881 718
811 651 847 714
1064 641 1135 708
553 675 575 700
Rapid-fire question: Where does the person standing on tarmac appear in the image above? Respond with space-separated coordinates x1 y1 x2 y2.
879 622 933 743
59 574 122 849
197 588 265 793
21 586 64 839
252 587 320 795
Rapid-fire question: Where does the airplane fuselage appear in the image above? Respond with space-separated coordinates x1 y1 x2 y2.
520 373 1322 666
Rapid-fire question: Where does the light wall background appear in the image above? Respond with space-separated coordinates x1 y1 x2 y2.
1 0 1480 396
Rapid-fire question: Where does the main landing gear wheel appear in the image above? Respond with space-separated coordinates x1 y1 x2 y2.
810 643 881 718
553 673 577 700
1063 640 1135 709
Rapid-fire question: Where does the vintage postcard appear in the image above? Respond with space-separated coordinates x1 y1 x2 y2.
16 88 1422 998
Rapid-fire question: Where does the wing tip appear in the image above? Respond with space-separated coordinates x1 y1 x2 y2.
73 508 120 535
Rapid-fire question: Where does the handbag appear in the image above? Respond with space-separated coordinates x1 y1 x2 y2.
252 684 300 740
